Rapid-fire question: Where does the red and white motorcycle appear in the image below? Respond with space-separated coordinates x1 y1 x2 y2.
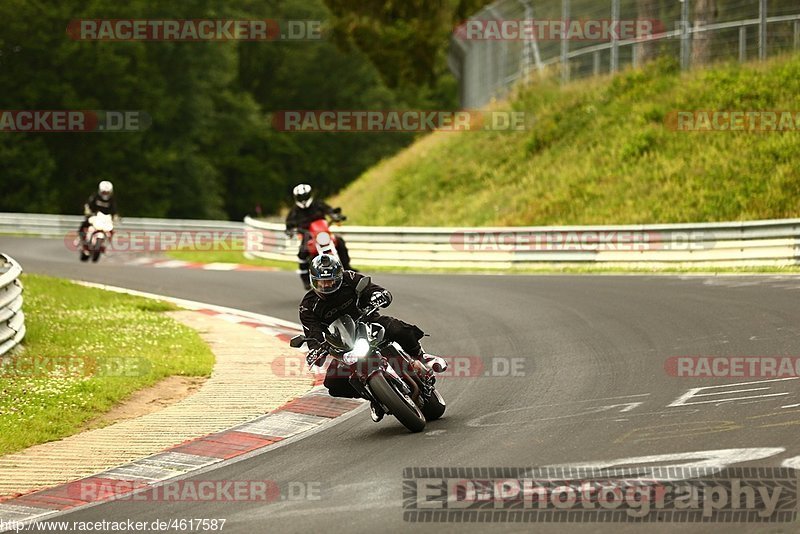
288 209 346 289
301 215 342 261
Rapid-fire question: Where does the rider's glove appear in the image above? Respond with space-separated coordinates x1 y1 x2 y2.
369 290 392 309
306 347 327 367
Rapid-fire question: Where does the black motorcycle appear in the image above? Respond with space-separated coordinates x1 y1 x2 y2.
290 277 446 432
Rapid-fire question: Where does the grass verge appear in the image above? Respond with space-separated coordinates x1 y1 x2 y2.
333 54 800 227
165 249 295 270
165 249 800 275
0 274 214 456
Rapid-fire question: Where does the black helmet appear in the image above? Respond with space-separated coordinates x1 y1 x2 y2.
293 183 313 209
309 254 343 296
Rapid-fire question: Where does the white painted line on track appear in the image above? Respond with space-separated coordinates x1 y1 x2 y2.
151 260 190 268
201 262 239 271
668 377 799 407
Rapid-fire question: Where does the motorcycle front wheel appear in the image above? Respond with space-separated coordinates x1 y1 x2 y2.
421 389 446 421
368 372 426 433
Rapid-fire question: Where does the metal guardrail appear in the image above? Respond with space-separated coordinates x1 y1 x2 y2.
0 254 25 357
0 212 243 237
2 212 799 268
244 216 800 269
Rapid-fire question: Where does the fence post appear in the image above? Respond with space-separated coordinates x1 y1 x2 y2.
521 1 533 78
739 25 747 62
593 50 601 76
611 0 619 73
794 20 799 51
520 0 543 77
680 0 690 70
759 0 767 61
561 0 570 84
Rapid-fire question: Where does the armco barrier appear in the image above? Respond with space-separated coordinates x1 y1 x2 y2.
244 216 800 269
0 212 243 237
2 212 799 268
0 254 25 356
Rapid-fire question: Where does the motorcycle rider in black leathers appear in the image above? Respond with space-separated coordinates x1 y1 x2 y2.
285 184 352 290
299 254 447 422
78 180 118 244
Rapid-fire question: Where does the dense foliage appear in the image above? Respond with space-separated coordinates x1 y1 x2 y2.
336 54 800 226
0 0 424 219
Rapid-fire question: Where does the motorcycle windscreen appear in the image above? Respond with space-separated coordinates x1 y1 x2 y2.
325 315 357 351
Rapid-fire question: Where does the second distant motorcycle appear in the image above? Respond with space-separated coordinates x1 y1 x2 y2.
285 183 353 290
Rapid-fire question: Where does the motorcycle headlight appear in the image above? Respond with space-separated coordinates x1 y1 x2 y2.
316 231 331 246
342 338 370 365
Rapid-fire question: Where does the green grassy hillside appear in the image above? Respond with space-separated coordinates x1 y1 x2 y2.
334 55 800 226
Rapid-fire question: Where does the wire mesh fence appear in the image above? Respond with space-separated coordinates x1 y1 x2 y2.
449 0 800 108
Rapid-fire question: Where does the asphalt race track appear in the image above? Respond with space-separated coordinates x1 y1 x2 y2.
2 236 800 533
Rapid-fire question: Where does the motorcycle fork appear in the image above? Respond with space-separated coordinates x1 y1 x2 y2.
347 372 377 404
393 353 434 405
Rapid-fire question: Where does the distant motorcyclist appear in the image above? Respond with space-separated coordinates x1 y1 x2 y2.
285 183 352 289
299 254 446 422
78 181 117 243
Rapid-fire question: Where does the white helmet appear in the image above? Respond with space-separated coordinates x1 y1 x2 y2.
98 181 114 201
293 183 313 209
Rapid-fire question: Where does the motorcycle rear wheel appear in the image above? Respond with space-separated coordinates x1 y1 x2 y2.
368 372 426 433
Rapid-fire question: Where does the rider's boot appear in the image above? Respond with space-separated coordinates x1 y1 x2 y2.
369 400 385 422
